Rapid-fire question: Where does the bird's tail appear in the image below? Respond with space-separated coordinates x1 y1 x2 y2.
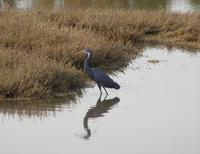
113 82 120 90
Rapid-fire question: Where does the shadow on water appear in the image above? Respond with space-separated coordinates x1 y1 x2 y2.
81 95 120 140
0 91 83 119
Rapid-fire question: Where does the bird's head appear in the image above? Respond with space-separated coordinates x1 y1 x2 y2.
83 48 93 57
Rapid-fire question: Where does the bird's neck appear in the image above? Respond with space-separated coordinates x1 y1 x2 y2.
84 53 91 67
84 53 94 80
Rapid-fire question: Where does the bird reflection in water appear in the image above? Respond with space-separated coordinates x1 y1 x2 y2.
82 95 120 140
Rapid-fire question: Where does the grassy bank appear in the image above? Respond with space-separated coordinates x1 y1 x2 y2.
0 8 199 99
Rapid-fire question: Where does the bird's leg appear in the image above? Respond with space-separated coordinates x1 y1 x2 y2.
103 94 108 101
103 87 108 96
97 83 102 95
97 91 102 102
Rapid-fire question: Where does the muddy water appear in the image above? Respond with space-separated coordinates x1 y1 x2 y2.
0 47 200 154
0 0 200 11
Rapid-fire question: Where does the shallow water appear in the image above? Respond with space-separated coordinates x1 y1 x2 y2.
0 47 200 154
0 0 200 11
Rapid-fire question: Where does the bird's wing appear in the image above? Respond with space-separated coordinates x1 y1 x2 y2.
92 68 120 89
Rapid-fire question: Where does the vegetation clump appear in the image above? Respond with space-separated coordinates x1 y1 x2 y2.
0 8 199 98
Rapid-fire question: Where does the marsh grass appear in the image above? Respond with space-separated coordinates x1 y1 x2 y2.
46 9 200 49
0 8 199 98
0 8 135 98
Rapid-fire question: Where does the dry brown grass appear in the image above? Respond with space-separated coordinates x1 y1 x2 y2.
0 8 135 98
45 9 200 49
0 8 199 98
0 48 86 98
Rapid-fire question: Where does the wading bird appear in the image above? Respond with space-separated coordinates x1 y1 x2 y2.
83 48 120 95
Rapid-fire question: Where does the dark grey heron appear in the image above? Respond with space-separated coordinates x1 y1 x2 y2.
83 48 120 95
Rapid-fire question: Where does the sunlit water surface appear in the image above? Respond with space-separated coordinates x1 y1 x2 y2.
0 47 200 154
0 0 200 11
